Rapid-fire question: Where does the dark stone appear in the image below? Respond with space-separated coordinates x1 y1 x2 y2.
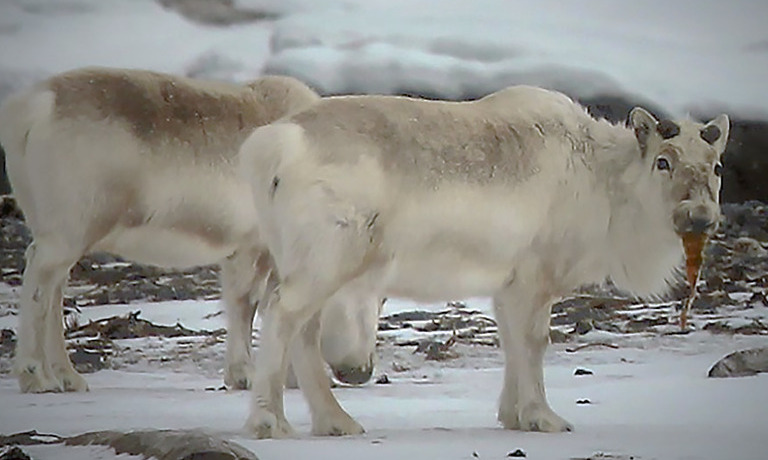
623 316 668 333
550 328 570 344
0 329 15 356
0 430 64 447
67 311 212 341
386 310 437 322
573 319 594 335
0 446 31 460
690 291 729 313
708 347 768 377
375 374 391 384
0 195 21 218
749 291 767 306
551 296 627 326
576 399 592 405
69 346 108 373
507 448 527 457
415 339 457 361
65 429 259 460
704 242 729 259
702 321 734 334
574 368 594 376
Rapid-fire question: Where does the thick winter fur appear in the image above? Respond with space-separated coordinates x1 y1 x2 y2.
0 67 379 393
238 86 730 437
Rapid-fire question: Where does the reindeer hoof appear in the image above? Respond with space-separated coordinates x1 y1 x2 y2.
499 403 573 433
245 409 296 439
224 362 254 390
312 412 365 437
15 359 89 393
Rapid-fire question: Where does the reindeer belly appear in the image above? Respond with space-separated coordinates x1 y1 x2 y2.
93 165 257 269
380 185 545 300
387 255 511 300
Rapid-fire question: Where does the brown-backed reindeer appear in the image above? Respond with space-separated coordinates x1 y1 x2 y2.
0 67 380 394
238 85 729 437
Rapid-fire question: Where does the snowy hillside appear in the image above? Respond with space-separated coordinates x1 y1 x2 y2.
0 0 766 119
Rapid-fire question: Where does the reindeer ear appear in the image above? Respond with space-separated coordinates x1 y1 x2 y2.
702 114 730 154
629 107 658 154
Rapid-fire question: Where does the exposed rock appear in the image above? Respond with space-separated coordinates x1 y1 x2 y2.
0 429 257 460
549 328 570 344
0 446 31 460
622 316 669 333
0 329 14 357
573 319 594 335
732 236 768 257
708 347 768 377
414 338 458 361
0 195 20 219
68 310 216 340
719 119 768 204
702 319 768 336
0 430 63 447
507 448 527 457
69 345 109 374
574 368 594 376
0 147 9 195
65 429 259 460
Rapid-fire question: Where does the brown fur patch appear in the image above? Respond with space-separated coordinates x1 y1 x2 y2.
48 68 274 159
293 97 542 185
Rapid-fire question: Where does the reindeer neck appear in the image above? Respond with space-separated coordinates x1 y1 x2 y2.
591 123 682 297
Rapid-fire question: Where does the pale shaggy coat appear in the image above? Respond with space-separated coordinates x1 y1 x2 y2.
0 67 376 394
238 85 729 437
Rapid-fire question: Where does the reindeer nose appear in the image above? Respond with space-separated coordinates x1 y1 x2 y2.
674 203 718 236
688 215 716 234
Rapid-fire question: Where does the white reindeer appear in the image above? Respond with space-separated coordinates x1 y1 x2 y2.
0 67 380 393
237 85 729 437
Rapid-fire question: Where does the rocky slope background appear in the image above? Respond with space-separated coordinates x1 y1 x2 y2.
1 193 766 379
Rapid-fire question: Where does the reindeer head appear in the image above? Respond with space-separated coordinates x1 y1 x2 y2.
630 108 730 237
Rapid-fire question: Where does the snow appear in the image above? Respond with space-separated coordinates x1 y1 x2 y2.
2 299 768 459
0 0 273 90
263 0 768 118
0 0 766 119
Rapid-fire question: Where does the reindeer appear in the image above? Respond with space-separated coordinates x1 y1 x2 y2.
237 85 729 437
0 67 380 394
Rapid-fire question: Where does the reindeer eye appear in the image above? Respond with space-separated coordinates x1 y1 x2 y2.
714 162 723 176
656 157 670 171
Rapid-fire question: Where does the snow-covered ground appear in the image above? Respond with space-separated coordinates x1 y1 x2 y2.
0 0 766 119
1 299 768 460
